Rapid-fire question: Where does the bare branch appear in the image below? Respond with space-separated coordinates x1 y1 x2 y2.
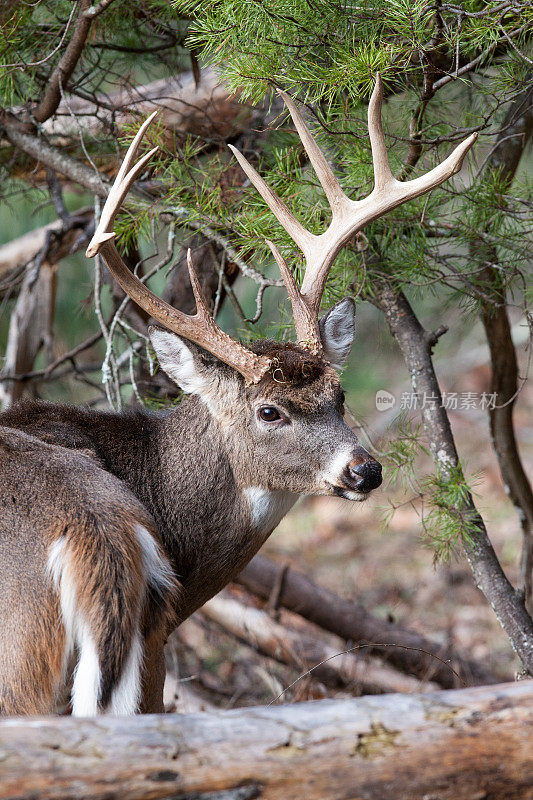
0 3 78 70
0 331 103 384
2 116 110 197
33 1 93 124
432 25 529 90
0 262 57 409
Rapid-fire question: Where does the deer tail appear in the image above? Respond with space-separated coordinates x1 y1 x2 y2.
47 510 175 715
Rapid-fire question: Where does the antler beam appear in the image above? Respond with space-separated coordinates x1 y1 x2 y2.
86 113 271 385
229 74 477 354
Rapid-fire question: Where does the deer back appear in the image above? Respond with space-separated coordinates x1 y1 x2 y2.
0 424 176 715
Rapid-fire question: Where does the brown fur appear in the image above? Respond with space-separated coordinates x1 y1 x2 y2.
0 427 176 715
250 342 343 412
0 590 65 716
0 321 377 714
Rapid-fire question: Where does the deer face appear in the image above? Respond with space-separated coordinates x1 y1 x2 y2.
150 298 382 501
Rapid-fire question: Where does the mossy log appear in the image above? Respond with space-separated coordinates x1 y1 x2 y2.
0 682 531 800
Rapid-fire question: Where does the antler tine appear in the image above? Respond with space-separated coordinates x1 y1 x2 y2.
227 144 313 256
86 118 272 386
87 111 160 257
265 239 321 353
367 74 395 192
186 248 214 320
277 90 347 212
367 73 479 204
115 109 160 185
232 77 477 354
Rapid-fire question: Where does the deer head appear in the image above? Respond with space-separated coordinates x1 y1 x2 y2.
86 76 476 501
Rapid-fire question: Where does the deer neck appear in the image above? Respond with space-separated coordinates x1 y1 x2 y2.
145 398 296 618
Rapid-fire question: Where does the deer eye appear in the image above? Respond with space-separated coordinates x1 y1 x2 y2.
258 406 282 423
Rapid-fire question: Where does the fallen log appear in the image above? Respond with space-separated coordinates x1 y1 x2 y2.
201 593 438 696
4 67 256 186
163 673 216 714
0 209 93 285
42 67 252 143
0 682 531 800
236 554 501 688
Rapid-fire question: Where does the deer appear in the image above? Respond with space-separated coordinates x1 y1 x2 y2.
0 77 476 716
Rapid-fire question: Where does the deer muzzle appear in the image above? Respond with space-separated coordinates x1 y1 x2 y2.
342 455 383 494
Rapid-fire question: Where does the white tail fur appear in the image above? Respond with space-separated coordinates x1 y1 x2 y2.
46 525 173 716
47 538 103 716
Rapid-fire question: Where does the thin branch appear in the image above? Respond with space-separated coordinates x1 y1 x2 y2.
0 331 103 383
0 3 78 70
83 0 117 19
433 25 528 90
167 208 284 290
498 23 533 65
33 0 93 124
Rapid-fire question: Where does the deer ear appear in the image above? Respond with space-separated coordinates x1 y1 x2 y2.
319 298 355 371
149 327 219 396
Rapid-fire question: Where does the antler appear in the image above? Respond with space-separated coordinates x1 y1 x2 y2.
86 79 477 382
86 112 271 385
229 74 477 354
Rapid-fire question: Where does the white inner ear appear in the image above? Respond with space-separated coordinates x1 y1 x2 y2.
320 299 355 371
150 329 208 396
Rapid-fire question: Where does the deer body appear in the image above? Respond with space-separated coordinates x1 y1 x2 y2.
0 76 475 716
0 423 174 715
0 396 293 622
0 327 372 715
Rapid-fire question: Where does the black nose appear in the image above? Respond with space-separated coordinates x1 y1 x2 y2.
345 457 382 493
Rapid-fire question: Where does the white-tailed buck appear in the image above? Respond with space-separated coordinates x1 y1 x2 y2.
0 77 475 715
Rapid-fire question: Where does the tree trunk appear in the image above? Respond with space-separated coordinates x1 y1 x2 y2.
474 80 533 610
0 682 531 800
372 283 533 673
